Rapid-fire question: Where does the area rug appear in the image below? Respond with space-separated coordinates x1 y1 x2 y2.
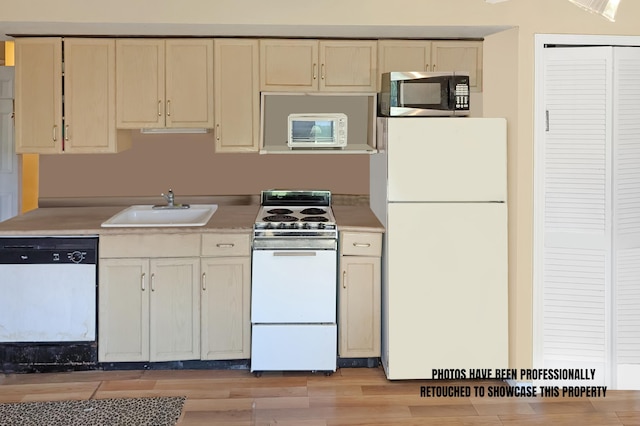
0 396 186 426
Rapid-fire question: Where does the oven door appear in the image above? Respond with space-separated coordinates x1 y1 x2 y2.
251 248 337 323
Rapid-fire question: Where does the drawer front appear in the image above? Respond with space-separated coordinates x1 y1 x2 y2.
201 233 251 257
340 232 382 257
100 233 200 258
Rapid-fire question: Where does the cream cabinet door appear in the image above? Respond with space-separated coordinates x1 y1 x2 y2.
165 39 214 128
260 39 376 92
378 40 432 73
64 39 131 153
99 258 150 362
213 39 259 152
149 257 201 362
320 41 377 92
200 257 251 360
116 39 165 128
377 40 431 90
431 41 483 91
260 39 319 92
339 231 382 358
339 256 381 358
14 38 62 153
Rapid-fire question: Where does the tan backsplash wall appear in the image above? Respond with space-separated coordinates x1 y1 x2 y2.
38 131 370 198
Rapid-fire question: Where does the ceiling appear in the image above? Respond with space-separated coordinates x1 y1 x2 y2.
0 22 514 40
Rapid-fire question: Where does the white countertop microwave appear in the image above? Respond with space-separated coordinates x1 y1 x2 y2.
287 113 348 149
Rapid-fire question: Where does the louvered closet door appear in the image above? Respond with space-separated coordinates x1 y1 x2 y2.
540 46 613 386
613 47 640 389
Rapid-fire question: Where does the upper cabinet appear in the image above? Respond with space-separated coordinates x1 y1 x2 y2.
116 39 214 129
432 41 483 92
260 39 377 93
15 38 131 154
14 36 484 155
377 40 483 92
213 39 260 153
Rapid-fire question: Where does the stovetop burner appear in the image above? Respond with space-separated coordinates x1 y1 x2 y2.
263 214 298 222
301 216 328 222
300 208 327 215
267 208 294 215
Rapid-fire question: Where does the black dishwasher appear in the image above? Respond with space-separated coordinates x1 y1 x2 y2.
0 236 99 373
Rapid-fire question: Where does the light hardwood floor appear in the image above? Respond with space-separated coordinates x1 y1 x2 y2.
1 367 640 425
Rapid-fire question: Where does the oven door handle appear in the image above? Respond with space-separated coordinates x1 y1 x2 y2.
273 251 317 257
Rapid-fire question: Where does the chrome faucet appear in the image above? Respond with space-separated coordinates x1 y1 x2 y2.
161 189 175 207
154 189 190 209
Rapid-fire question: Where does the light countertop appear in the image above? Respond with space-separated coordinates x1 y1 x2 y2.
0 204 383 236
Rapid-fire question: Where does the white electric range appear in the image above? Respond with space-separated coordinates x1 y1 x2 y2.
250 190 338 375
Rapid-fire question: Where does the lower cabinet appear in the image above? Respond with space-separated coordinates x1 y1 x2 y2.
200 256 251 359
98 232 251 363
99 257 200 362
338 231 382 358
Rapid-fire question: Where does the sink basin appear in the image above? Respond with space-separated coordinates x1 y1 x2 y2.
101 204 218 227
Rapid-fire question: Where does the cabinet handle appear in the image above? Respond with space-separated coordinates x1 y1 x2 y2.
343 270 347 289
432 64 436 72
353 243 371 248
313 63 317 80
202 272 206 291
64 125 69 141
216 243 234 248
166 100 171 117
52 125 57 141
141 272 146 291
151 273 155 291
321 63 325 80
215 124 220 141
157 100 162 117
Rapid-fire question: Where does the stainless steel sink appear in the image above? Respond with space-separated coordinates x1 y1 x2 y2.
101 204 218 227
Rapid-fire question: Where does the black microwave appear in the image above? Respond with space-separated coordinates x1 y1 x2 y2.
379 71 470 117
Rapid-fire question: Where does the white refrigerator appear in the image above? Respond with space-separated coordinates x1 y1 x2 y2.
371 117 509 380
